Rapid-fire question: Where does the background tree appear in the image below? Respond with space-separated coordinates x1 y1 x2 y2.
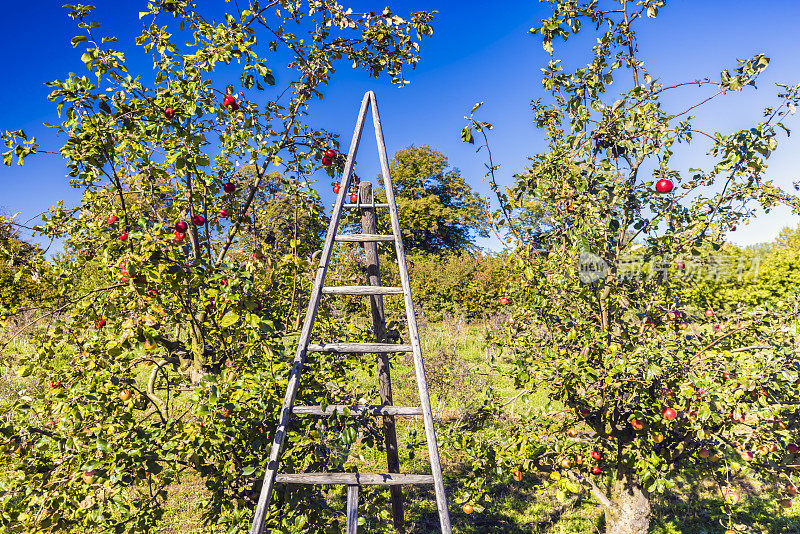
0 214 49 318
463 1 800 533
364 145 488 254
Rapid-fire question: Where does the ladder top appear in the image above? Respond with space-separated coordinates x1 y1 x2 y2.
276 473 434 486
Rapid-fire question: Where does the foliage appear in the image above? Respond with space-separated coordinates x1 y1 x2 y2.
0 1 435 532
407 252 514 322
463 1 800 533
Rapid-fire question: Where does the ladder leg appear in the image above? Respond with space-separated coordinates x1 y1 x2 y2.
249 91 373 534
368 91 452 533
359 181 405 531
249 357 306 534
346 484 360 534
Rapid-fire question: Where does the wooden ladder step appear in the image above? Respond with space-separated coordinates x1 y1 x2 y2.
293 404 423 416
307 342 412 353
322 286 403 296
335 233 395 242
344 202 390 208
276 473 434 486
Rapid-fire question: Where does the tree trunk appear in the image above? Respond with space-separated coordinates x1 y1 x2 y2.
606 465 650 534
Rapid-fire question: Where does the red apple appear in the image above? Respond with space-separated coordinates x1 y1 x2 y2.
350 193 359 203
705 309 715 317
325 149 336 158
97 319 106 328
322 155 333 166
223 182 236 193
82 470 96 484
631 418 644 430
579 407 590 417
740 450 754 462
788 484 798 496
699 448 710 459
512 469 523 482
221 279 229 286
662 407 677 421
731 412 746 424
724 489 739 505
174 232 186 241
49 380 62 389
175 220 188 232
222 95 238 111
780 498 793 509
667 310 680 320
499 297 510 305
714 324 721 332
106 214 118 225
119 233 128 241
164 107 175 119
218 208 228 218
192 215 205 226
591 465 602 475
788 443 799 454
591 450 602 461
333 185 340 194
655 179 674 193
675 261 685 270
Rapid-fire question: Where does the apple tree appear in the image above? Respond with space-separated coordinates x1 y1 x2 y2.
462 1 800 533
0 1 434 532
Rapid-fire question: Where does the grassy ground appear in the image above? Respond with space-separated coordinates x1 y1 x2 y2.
4 317 800 532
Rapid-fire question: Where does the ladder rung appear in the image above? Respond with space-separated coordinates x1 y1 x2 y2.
276 473 434 486
343 203 389 208
293 404 423 416
334 234 395 242
322 286 403 296
307 343 412 353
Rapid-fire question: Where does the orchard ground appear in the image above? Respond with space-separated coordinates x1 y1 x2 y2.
3 316 800 533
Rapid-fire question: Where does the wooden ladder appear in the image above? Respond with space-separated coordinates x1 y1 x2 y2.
249 91 452 534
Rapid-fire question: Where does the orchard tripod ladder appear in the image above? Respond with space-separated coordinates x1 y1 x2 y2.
249 91 452 534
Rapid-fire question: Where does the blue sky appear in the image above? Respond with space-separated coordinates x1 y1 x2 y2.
2 1 800 253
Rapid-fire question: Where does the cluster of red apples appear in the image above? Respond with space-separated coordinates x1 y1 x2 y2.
160 93 239 122
105 180 236 243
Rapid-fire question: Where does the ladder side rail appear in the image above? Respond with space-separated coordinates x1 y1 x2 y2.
368 90 453 533
346 485 360 534
249 92 372 534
